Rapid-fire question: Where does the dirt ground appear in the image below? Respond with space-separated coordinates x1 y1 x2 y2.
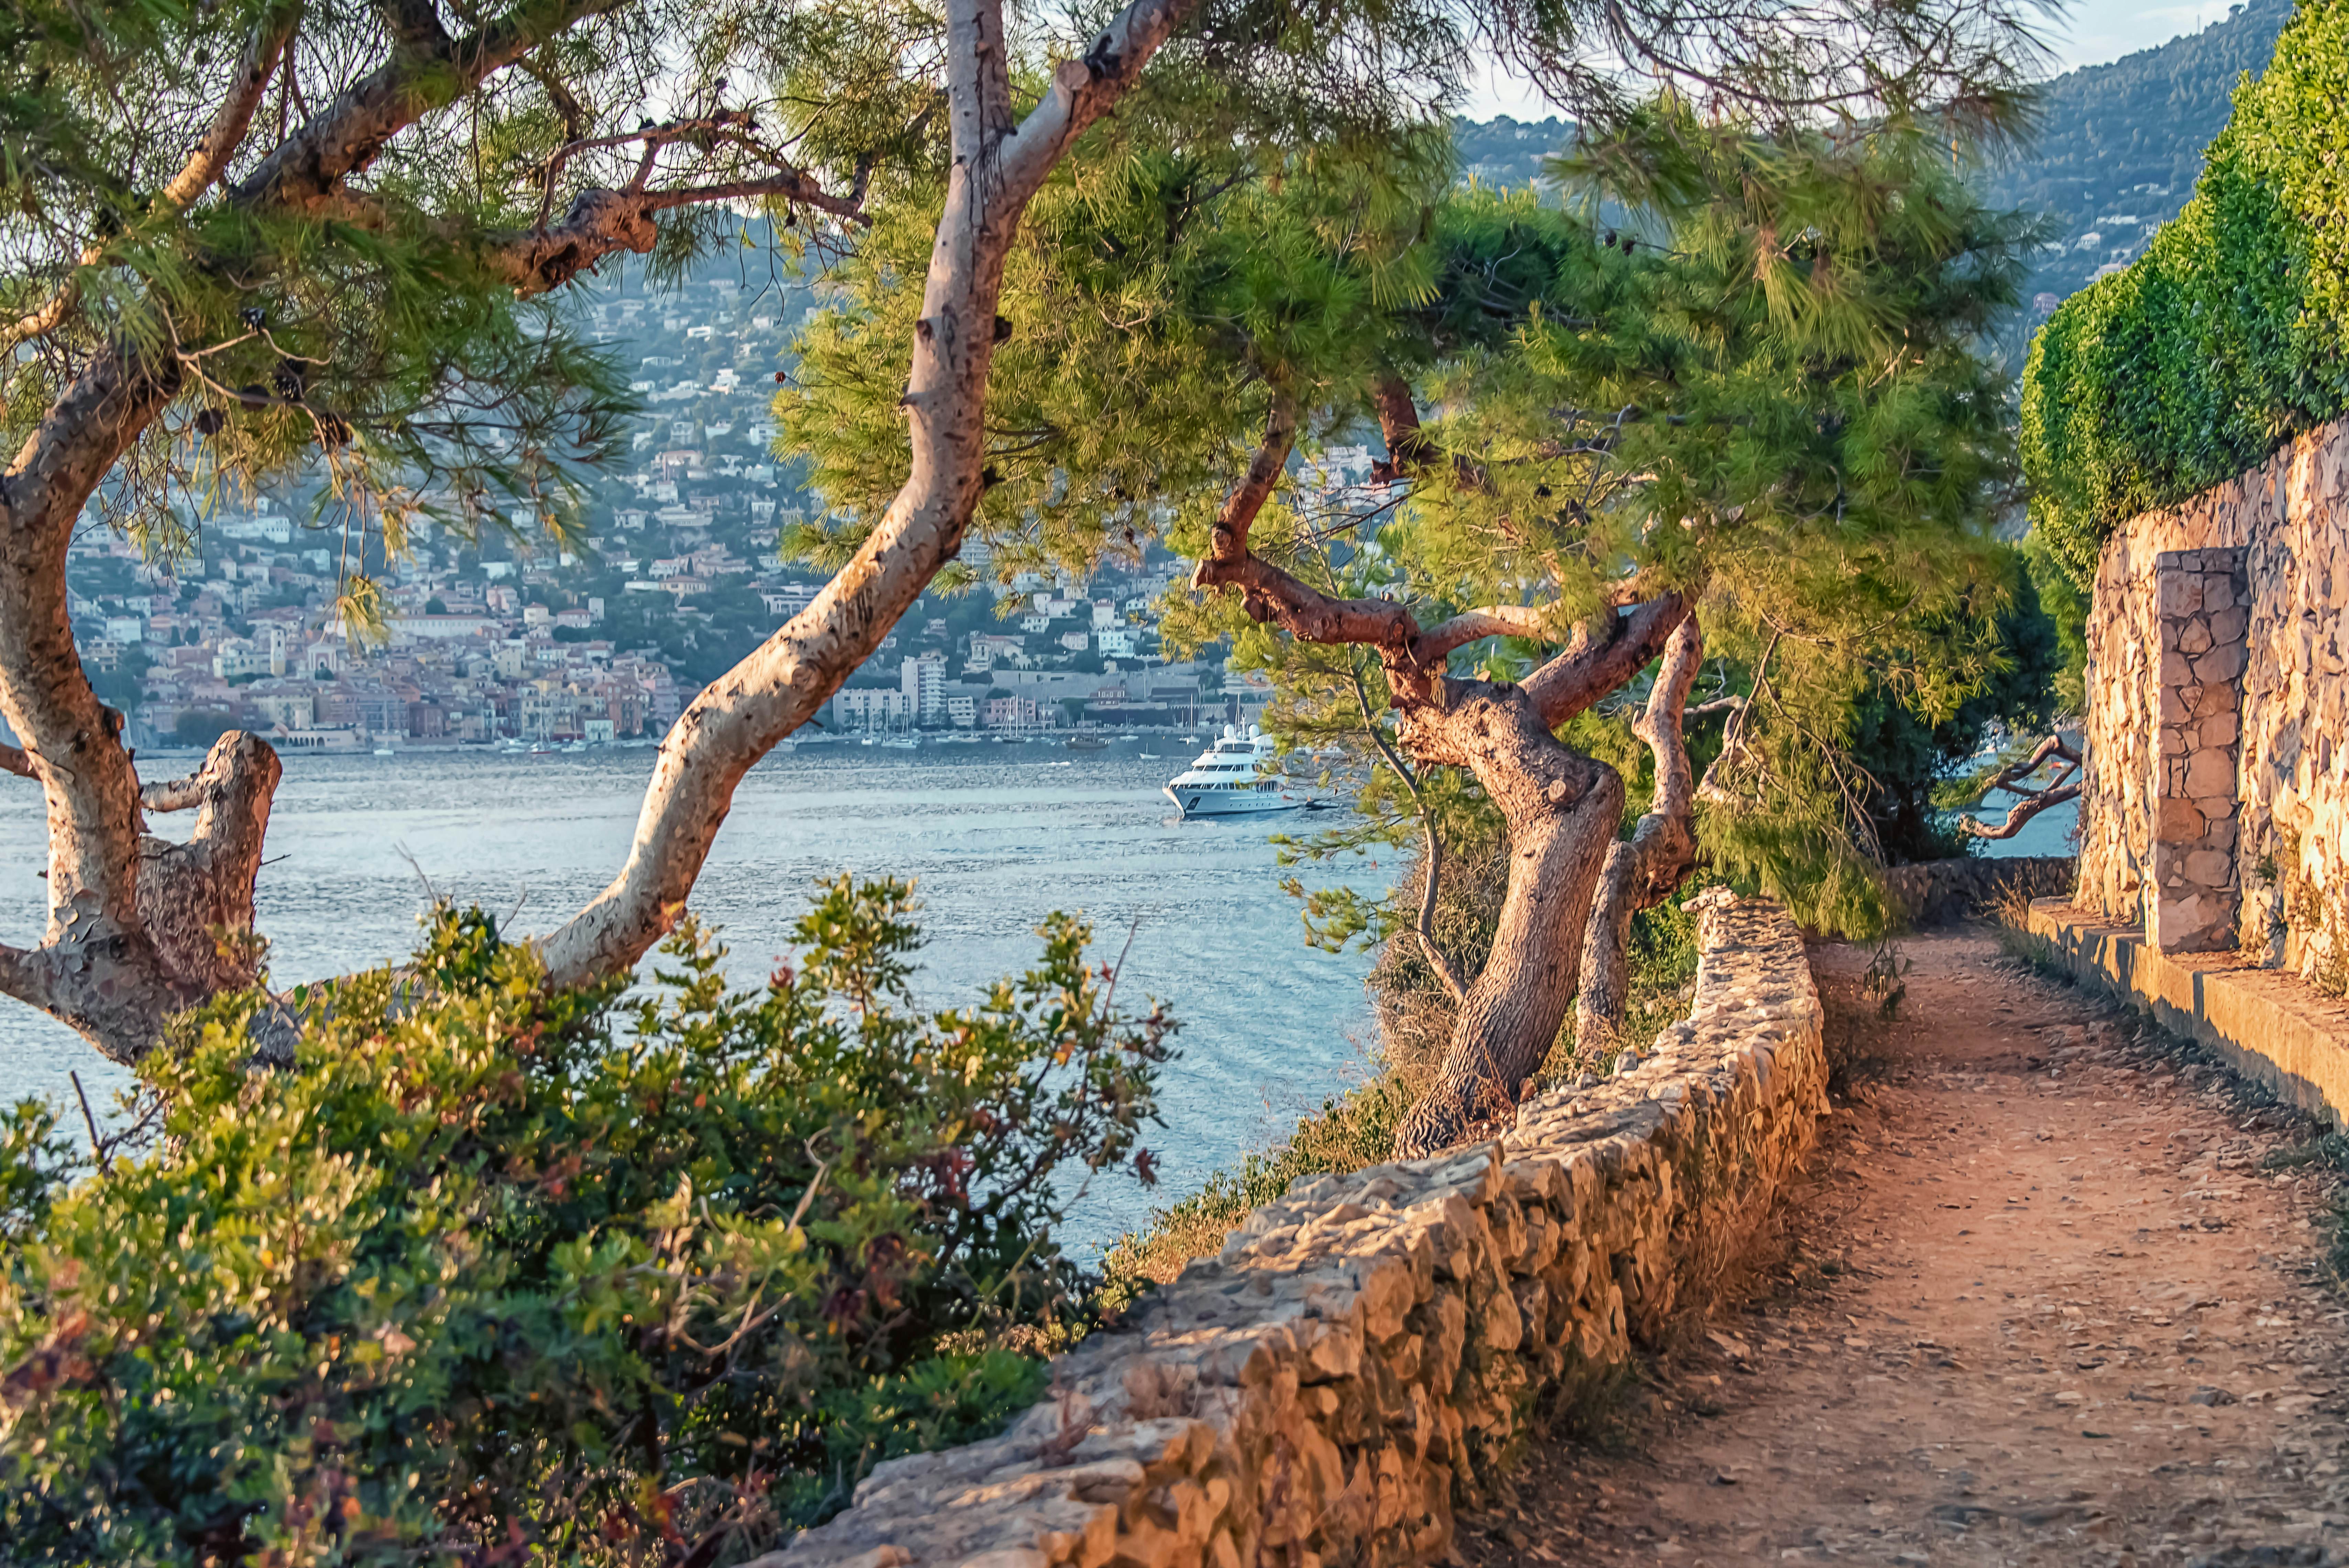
1459 927 2349 1568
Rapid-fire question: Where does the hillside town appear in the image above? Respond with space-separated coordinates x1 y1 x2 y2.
63 270 1381 753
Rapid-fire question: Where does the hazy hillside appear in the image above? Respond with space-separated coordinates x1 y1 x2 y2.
1450 0 2296 331
1987 0 2295 314
1455 116 1570 189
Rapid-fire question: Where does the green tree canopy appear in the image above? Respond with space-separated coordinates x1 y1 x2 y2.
0 0 2048 1074
799 105 2046 1147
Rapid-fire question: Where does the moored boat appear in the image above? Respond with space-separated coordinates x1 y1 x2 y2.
1161 724 1309 818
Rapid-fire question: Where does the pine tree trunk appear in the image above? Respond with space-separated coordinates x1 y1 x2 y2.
137 733 283 999
0 344 213 1059
537 0 1200 989
1573 615 1704 1059
1390 682 1624 1158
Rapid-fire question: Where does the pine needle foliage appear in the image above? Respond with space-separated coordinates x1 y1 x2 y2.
780 133 1453 586
0 0 964 626
1169 116 2042 939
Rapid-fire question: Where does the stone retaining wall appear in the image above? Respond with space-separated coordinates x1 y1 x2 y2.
1878 856 2077 929
2078 411 2349 973
2022 899 2349 1130
2151 549 2252 951
772 892 1827 1568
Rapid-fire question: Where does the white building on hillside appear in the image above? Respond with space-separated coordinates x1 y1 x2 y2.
902 652 949 726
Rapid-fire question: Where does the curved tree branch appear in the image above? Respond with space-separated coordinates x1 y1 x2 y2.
1367 372 1489 491
484 171 867 296
1413 605 1568 663
1186 409 1693 1153
1958 784 2081 839
1205 392 1298 563
136 732 282 999
228 0 631 216
1521 593 1692 726
534 0 1204 990
1 3 298 352
1956 733 2082 840
139 772 212 813
1574 612 1705 1059
0 0 880 1061
1346 658 1465 1003
374 0 455 54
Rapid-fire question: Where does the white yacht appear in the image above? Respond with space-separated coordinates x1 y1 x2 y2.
1163 725 1309 818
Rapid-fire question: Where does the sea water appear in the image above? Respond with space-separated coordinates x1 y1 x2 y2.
0 740 1389 1248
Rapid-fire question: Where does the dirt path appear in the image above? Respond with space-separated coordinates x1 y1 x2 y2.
1462 927 2349 1568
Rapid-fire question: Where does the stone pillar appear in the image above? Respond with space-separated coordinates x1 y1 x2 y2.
2149 547 2250 952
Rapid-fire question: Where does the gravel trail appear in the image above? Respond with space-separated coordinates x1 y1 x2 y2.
1461 928 2349 1568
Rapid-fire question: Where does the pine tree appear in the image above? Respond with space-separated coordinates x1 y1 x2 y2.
0 0 2047 1064
826 112 2047 1154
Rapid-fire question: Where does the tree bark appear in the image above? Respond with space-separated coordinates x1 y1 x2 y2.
1572 613 1704 1060
137 733 283 999
1346 655 1466 1004
0 350 196 1058
2 0 1204 1060
1186 429 1691 1153
1387 679 1626 1156
536 0 1201 988
0 0 625 1060
1956 734 2080 839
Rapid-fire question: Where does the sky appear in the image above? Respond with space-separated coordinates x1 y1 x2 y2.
1465 0 2247 119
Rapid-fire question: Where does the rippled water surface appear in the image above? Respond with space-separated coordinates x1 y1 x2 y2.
0 740 1388 1246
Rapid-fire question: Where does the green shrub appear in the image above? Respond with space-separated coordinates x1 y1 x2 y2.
0 879 1172 1566
2022 0 2349 587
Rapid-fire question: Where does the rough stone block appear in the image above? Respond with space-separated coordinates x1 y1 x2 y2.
2194 793 2237 825
2193 644 2248 685
2184 749 2235 798
2157 798 2206 841
2184 849 2235 886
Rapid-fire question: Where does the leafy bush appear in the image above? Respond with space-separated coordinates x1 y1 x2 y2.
0 879 1171 1566
2021 0 2349 587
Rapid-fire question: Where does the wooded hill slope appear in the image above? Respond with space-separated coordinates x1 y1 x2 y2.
1455 0 2295 328
1985 0 2296 314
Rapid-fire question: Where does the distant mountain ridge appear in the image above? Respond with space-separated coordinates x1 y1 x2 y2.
1986 0 2296 313
1453 116 1570 190
1452 0 2297 327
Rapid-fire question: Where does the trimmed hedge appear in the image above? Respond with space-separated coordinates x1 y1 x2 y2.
2020 0 2349 587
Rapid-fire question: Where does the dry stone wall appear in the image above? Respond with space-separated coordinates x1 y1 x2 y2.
2079 410 2349 975
767 893 1826 1568
1877 856 2076 929
2151 548 2250 952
